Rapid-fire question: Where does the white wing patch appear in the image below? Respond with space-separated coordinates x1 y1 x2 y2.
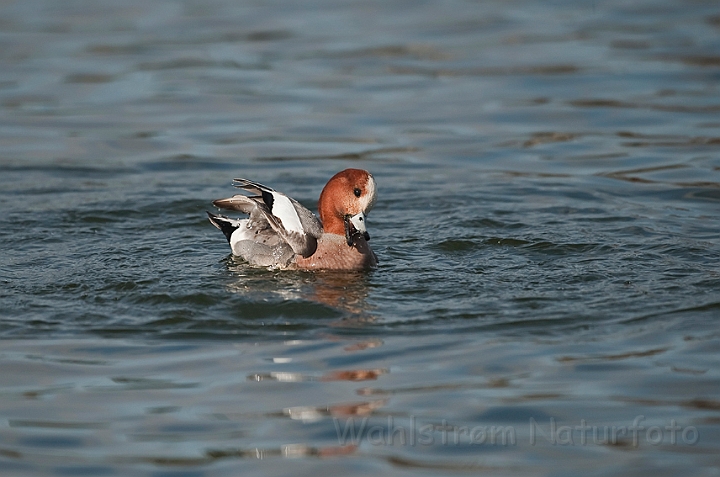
270 192 304 234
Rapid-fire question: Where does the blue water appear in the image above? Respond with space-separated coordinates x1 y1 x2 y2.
1 0 720 475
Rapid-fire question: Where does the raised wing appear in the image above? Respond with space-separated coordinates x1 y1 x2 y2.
213 178 323 258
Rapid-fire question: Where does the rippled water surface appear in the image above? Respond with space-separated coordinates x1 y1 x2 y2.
1 0 720 475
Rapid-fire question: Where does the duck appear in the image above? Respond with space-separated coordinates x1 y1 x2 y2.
208 168 378 270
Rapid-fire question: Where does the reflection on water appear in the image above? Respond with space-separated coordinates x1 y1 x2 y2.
1 329 718 475
224 260 379 333
226 262 375 317
310 272 374 319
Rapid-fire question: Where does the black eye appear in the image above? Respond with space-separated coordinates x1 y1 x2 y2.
353 188 362 197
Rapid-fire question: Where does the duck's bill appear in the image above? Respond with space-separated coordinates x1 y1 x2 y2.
344 212 370 246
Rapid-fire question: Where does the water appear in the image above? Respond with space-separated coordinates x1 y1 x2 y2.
1 0 719 475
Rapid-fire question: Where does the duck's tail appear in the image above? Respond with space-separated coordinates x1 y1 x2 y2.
206 212 242 243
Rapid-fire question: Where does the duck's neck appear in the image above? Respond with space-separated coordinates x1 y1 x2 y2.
319 212 345 236
318 185 347 236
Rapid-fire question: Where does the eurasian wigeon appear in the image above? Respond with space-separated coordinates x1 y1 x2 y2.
208 169 377 270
